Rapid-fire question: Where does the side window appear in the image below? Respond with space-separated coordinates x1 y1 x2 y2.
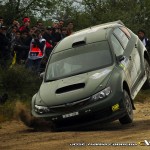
111 34 124 56
113 28 129 49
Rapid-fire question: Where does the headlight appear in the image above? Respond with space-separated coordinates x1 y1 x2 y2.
91 87 112 101
34 105 50 114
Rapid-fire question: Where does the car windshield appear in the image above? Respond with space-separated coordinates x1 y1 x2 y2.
45 41 113 81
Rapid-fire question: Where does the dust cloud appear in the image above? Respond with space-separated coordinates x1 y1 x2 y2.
15 101 54 131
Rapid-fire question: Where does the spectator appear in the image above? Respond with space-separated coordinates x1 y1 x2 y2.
19 17 30 33
138 29 150 53
58 20 64 30
52 20 59 29
43 26 54 55
61 27 68 39
12 30 30 64
66 21 74 36
40 26 54 72
26 29 46 73
51 21 62 46
30 26 37 35
7 19 20 42
12 19 20 29
36 21 44 29
0 26 11 68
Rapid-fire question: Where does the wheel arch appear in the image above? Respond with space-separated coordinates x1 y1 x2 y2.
123 81 135 110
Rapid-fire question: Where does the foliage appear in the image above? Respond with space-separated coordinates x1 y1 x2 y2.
0 65 41 99
1 0 150 36
0 65 42 122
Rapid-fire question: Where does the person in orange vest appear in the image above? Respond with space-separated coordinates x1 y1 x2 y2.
26 29 46 73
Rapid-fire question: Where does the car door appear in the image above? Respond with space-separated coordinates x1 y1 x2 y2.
119 27 142 77
111 27 138 88
130 44 141 76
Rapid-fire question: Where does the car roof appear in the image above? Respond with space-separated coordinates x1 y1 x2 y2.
54 20 124 53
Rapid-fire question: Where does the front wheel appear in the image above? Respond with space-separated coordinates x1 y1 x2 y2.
119 90 133 124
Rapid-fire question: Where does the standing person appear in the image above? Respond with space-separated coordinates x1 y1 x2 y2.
6 19 20 38
66 21 74 36
51 21 61 46
12 30 30 64
43 26 54 56
0 26 11 69
26 29 46 73
40 26 54 72
58 20 64 31
138 29 150 53
36 21 44 29
61 27 68 39
19 17 30 33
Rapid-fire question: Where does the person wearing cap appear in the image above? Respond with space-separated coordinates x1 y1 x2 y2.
19 17 30 33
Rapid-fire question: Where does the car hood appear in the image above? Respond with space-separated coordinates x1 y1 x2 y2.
37 66 114 106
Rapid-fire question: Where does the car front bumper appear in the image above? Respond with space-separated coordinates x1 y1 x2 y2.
32 92 127 130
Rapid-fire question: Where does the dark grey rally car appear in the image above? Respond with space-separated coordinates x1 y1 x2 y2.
31 21 150 130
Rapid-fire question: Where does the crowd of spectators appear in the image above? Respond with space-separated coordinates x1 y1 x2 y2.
0 16 74 73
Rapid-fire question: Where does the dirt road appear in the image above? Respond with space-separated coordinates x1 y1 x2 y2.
0 101 150 150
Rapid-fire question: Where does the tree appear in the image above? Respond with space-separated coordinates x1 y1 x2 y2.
0 0 58 25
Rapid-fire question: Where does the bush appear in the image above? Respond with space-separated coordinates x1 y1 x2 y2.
0 65 42 122
0 65 42 100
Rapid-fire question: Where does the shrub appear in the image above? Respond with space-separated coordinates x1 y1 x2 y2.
0 65 42 122
0 65 42 100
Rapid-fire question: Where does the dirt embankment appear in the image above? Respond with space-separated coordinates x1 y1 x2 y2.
0 101 150 150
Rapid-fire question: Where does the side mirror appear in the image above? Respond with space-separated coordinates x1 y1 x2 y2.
117 55 125 62
40 72 45 79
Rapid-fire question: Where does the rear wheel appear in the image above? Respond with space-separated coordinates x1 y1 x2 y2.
119 90 133 124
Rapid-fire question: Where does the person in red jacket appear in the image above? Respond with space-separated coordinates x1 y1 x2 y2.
19 17 30 33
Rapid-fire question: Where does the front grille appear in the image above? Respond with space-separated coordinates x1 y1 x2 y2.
49 97 91 113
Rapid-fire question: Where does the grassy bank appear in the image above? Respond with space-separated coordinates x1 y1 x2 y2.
0 65 42 122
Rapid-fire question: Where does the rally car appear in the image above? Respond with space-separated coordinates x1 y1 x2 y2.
31 20 150 130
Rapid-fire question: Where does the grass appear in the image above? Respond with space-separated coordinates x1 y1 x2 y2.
0 65 42 123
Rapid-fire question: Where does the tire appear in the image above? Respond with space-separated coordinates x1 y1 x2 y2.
119 90 133 124
143 59 150 89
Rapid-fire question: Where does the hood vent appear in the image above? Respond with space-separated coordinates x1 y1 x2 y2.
72 37 86 47
56 83 85 94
